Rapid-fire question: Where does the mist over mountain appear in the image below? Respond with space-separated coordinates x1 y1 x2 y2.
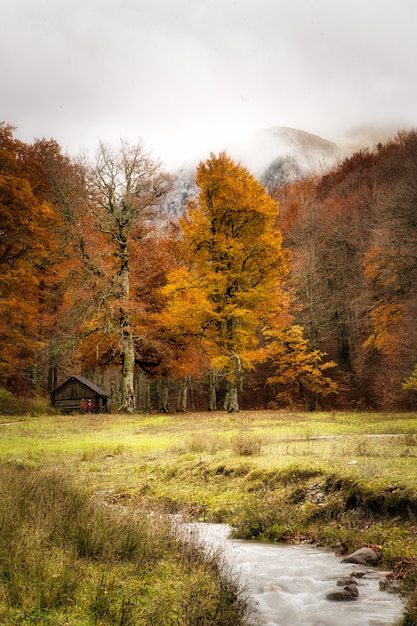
161 124 400 218
233 126 340 180
332 124 404 156
232 125 400 189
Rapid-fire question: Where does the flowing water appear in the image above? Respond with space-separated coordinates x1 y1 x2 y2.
182 522 405 626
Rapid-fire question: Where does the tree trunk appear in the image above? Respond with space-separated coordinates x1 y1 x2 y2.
188 377 195 411
121 333 136 412
224 380 239 412
208 369 217 411
145 378 151 413
223 351 241 412
176 379 188 412
134 373 151 413
157 376 169 412
298 379 311 411
48 365 58 392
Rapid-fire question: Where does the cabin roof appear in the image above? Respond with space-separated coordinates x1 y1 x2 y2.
51 375 109 398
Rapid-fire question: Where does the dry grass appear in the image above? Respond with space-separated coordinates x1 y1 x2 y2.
1 409 417 624
0 461 249 625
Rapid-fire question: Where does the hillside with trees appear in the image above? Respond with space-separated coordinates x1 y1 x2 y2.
271 130 417 409
1 121 417 412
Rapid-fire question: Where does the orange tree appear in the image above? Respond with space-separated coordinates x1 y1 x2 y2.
20 137 89 392
160 152 290 411
62 140 171 412
0 123 59 392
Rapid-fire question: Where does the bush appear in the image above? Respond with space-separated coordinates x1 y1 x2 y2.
231 431 263 456
0 389 52 416
171 432 228 455
232 490 302 541
0 388 19 415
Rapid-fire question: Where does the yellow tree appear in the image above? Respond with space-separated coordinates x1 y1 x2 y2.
403 365 417 394
265 325 338 409
161 152 290 411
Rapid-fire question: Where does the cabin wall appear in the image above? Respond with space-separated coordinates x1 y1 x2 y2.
51 379 108 413
53 380 88 402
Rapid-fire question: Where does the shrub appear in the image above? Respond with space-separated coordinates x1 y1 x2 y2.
231 431 263 456
0 388 18 415
232 492 301 541
0 390 53 416
171 432 228 455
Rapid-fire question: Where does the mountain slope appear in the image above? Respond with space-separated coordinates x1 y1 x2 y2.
234 126 341 189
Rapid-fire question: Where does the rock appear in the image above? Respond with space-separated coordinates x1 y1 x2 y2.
379 578 402 594
263 583 284 592
326 584 359 601
337 576 358 587
304 483 327 506
342 547 379 566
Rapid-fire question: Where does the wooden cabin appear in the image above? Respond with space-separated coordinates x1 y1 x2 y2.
51 375 109 413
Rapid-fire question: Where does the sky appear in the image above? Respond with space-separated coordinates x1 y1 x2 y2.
1 0 417 170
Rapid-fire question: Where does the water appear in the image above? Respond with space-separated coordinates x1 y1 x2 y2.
182 522 405 626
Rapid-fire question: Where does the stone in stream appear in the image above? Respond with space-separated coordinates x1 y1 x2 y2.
342 547 379 566
326 546 380 602
337 576 358 587
326 584 360 601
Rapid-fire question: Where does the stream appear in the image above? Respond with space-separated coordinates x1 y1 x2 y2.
181 522 405 626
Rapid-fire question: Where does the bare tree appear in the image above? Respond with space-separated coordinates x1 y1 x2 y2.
78 140 170 411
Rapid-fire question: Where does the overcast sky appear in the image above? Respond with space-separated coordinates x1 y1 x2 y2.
2 0 416 169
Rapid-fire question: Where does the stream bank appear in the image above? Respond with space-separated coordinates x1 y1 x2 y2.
182 522 405 626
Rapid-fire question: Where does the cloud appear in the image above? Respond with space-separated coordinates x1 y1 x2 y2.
1 0 416 169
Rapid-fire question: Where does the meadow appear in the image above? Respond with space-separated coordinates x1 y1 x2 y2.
1 409 417 625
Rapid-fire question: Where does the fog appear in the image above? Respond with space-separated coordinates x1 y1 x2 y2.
2 0 416 168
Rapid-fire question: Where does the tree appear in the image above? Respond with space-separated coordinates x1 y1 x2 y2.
161 152 290 411
403 365 417 393
265 325 338 409
18 137 89 391
270 130 417 409
360 133 417 406
64 140 171 412
0 123 59 391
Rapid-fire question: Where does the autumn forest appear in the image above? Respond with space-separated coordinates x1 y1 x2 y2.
1 121 417 412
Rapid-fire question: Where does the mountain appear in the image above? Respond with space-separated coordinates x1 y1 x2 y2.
230 126 341 191
161 126 341 219
230 124 400 189
161 125 399 217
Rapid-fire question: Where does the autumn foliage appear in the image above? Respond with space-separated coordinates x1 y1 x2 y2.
272 130 417 409
2 120 417 411
0 125 61 391
160 152 290 410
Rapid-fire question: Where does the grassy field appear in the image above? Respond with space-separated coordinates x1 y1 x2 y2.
1 409 417 625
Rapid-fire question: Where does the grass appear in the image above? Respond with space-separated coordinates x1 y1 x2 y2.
0 461 247 625
1 409 417 624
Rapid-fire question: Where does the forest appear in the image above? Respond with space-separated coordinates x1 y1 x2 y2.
1 121 417 412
